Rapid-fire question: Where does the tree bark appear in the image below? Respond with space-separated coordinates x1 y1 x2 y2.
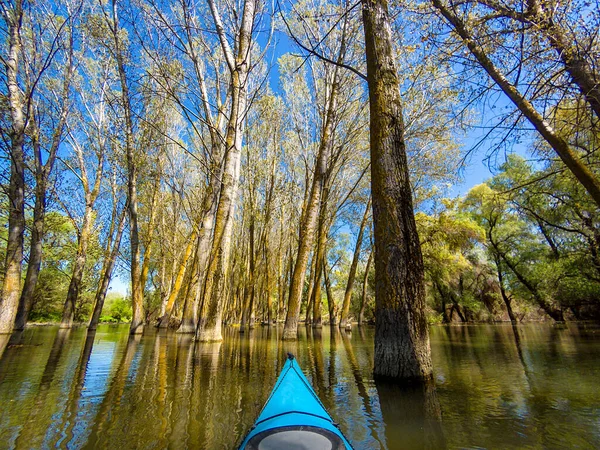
14 179 44 331
0 0 26 334
362 0 434 380
311 207 329 328
340 197 371 328
304 256 316 325
240 218 256 331
177 153 221 334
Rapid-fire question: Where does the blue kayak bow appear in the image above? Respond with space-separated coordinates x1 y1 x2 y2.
239 353 353 449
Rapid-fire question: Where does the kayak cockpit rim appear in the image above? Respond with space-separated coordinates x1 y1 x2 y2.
244 425 347 450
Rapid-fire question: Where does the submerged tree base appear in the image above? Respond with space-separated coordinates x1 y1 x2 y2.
281 327 298 340
129 323 144 335
197 325 223 342
176 321 196 334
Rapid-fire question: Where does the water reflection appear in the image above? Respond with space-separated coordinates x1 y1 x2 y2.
0 323 599 449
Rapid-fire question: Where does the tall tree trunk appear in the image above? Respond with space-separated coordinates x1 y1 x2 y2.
177 163 221 334
197 0 256 342
358 250 373 326
282 75 339 340
432 0 600 207
89 206 127 330
362 0 434 380
139 173 162 302
109 0 144 334
340 197 371 328
0 0 26 334
15 22 73 330
60 206 94 328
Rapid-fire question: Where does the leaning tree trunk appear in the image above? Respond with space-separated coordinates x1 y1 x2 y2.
14 180 44 331
61 205 94 328
362 0 434 380
358 250 373 326
432 0 600 208
340 197 371 329
323 258 337 325
15 29 73 330
492 254 517 323
89 206 127 330
494 242 564 322
282 77 339 340
0 0 26 335
157 229 197 328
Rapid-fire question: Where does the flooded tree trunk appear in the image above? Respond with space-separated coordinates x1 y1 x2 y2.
197 0 255 342
340 197 371 328
109 0 144 334
362 0 434 380
178 170 220 334
241 219 256 331
304 257 316 325
0 0 26 335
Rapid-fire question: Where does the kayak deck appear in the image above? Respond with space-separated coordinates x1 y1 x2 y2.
239 354 353 449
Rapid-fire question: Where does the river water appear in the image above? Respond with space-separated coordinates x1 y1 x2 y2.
0 323 598 449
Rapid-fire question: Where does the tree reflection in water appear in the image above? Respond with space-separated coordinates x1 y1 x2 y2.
0 324 599 449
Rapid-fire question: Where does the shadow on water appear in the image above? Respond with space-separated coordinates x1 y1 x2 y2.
13 328 71 448
376 378 446 450
84 333 142 449
0 333 11 361
341 329 385 449
55 329 97 447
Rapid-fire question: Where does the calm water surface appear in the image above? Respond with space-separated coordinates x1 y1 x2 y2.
0 323 599 449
